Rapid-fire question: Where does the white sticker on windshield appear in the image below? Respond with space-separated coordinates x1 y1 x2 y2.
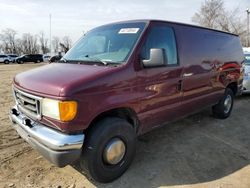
118 28 140 34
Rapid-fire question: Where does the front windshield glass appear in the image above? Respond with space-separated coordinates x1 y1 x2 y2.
245 54 250 65
64 22 146 64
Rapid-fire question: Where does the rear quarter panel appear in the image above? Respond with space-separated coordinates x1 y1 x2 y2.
173 24 244 101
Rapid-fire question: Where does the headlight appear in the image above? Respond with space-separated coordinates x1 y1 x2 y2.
42 98 77 122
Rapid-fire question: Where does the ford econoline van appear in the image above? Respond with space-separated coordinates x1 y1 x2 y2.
10 20 244 182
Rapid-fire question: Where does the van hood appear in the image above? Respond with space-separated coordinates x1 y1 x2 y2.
14 63 115 97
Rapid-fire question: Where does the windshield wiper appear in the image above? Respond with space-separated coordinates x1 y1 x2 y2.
61 57 68 63
84 55 108 66
57 57 68 63
57 56 120 66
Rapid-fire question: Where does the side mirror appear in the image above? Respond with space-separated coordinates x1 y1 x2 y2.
142 48 166 68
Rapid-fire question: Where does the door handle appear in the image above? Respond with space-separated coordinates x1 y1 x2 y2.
183 73 193 77
177 80 182 92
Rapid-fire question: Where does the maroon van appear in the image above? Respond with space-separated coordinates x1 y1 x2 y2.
9 20 244 182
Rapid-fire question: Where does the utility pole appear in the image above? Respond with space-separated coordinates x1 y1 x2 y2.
49 14 52 56
247 8 250 47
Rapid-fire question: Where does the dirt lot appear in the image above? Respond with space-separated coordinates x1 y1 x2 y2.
1 63 250 188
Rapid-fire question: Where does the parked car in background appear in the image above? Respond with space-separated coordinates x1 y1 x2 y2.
243 52 250 93
49 54 62 63
9 20 244 183
0 54 11 64
43 55 51 62
243 47 250 53
7 54 18 62
15 54 43 64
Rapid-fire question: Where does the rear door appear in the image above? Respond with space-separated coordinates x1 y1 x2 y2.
137 22 183 132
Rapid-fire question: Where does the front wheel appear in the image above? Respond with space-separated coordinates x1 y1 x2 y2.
80 117 136 183
4 60 9 64
212 88 234 119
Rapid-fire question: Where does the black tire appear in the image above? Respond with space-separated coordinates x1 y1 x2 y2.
36 60 41 63
4 60 9 64
80 117 136 183
17 60 23 64
212 88 234 119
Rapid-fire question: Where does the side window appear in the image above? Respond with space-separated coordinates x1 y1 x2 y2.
141 25 178 65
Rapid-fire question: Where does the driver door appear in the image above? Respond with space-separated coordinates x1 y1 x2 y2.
136 23 183 132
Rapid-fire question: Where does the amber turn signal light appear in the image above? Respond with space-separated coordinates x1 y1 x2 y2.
59 101 77 122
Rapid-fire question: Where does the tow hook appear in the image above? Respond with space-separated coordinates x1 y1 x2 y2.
23 118 33 128
11 108 19 116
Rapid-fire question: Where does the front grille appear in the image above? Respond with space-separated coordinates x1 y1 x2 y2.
13 88 42 120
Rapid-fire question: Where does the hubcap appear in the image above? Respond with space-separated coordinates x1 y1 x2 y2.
224 95 232 114
103 138 126 165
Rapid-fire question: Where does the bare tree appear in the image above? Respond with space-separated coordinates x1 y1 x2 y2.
52 36 60 54
15 39 23 55
21 33 39 54
192 0 224 29
0 28 75 55
0 28 17 54
60 36 72 53
192 0 247 46
39 31 49 54
0 43 4 53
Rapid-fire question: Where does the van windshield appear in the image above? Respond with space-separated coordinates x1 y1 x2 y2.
63 22 146 64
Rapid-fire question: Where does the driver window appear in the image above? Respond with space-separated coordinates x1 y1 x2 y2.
141 25 178 65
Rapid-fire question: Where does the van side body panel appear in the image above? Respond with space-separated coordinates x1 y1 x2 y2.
136 21 244 134
11 20 244 135
174 23 243 113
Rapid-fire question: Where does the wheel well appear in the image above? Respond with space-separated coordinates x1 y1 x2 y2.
227 82 237 96
87 108 140 133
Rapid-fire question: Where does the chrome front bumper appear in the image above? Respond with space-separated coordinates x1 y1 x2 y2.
9 106 85 167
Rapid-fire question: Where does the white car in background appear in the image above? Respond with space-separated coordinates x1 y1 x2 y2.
243 47 250 53
0 55 11 64
7 54 18 62
43 55 51 62
243 52 250 93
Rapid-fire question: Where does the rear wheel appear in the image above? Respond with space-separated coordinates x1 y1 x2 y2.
80 117 136 183
18 60 24 64
212 88 234 119
4 60 9 64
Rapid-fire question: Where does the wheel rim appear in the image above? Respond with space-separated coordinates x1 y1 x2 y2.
103 138 126 165
224 95 232 114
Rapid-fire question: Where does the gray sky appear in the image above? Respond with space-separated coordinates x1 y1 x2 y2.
0 0 249 42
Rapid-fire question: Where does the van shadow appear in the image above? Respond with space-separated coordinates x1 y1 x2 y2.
74 95 250 187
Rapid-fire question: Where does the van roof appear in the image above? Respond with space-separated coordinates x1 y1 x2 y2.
104 19 238 37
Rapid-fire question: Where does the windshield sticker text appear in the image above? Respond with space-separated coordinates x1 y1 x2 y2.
118 28 140 34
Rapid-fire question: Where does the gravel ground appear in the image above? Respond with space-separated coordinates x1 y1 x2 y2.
0 63 250 188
